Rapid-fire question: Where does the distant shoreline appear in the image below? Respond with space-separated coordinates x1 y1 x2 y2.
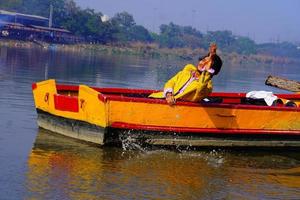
0 39 299 65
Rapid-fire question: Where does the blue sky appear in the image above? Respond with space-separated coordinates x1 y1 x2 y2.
74 0 300 44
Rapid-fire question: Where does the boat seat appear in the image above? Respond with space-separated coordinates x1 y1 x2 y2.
201 97 223 104
241 98 268 106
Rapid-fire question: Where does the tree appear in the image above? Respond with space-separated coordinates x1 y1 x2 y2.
0 0 22 11
204 30 235 48
183 26 203 38
130 25 153 42
158 23 204 48
160 22 182 38
232 36 257 54
111 11 135 29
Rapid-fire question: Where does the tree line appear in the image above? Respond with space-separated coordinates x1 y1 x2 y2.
1 0 300 58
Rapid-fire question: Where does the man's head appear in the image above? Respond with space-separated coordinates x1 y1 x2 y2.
209 43 217 55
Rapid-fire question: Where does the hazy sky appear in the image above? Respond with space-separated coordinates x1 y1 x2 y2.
74 0 300 44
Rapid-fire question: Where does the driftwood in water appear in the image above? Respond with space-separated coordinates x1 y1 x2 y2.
265 75 300 92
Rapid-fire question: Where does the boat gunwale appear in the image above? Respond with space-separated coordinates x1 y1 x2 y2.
53 83 300 112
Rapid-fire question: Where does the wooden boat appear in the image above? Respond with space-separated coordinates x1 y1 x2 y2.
32 79 300 147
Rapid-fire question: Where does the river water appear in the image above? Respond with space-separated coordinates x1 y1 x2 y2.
0 46 300 199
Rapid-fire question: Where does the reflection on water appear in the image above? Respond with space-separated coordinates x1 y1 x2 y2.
26 129 300 199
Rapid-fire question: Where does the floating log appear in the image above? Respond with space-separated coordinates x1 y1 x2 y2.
265 75 300 92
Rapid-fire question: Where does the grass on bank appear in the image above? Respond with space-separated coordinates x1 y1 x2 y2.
0 39 299 65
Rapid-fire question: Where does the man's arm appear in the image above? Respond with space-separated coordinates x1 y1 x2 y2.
163 70 183 105
163 70 182 97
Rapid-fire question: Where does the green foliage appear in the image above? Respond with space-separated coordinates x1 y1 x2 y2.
0 0 65 17
109 12 152 43
0 0 22 11
112 11 135 28
232 36 257 54
203 30 235 48
257 42 300 57
158 22 203 48
130 25 153 42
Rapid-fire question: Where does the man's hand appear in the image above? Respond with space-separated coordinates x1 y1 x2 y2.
166 92 176 105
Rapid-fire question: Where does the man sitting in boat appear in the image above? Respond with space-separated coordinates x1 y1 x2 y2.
149 43 223 105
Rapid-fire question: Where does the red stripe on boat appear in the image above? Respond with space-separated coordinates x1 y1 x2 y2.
56 84 79 91
32 83 37 90
98 93 107 102
222 98 241 104
54 94 79 112
111 122 300 136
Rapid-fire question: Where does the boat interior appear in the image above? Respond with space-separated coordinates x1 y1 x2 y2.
54 84 300 109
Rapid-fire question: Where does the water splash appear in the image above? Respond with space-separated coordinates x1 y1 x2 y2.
119 130 146 152
179 149 226 168
206 149 225 167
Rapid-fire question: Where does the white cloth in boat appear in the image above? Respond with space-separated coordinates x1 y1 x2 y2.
246 91 278 106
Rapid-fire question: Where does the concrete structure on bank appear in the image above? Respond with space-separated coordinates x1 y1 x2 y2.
0 10 82 44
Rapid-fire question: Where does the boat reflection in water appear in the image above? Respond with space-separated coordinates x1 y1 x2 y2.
26 128 300 199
